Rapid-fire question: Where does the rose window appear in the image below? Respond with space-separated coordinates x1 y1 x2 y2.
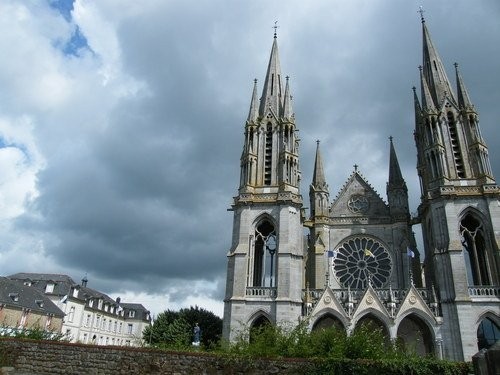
333 236 392 289
347 194 369 214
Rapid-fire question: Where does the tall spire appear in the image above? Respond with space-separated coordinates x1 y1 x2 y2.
247 79 259 123
421 19 456 107
282 76 294 119
312 140 327 191
388 137 406 188
259 36 283 117
454 63 474 110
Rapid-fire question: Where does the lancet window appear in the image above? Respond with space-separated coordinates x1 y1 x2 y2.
251 220 277 287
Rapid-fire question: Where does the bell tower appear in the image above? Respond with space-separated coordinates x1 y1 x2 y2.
223 33 304 342
414 15 500 361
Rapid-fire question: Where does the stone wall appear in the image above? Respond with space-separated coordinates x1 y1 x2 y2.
0 338 311 374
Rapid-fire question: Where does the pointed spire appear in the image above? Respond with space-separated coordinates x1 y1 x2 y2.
259 36 283 117
421 19 456 106
388 136 405 186
282 76 294 119
454 63 474 110
312 140 327 190
419 65 435 111
247 79 259 123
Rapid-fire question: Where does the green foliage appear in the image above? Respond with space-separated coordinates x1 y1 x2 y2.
0 324 67 341
223 323 470 375
143 305 222 350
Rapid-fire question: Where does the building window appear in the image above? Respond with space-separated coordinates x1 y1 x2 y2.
102 318 106 330
252 220 277 287
19 310 29 328
45 315 53 330
85 314 91 327
45 283 55 293
83 333 88 343
89 299 94 308
98 299 103 310
68 306 75 323
127 324 133 335
461 214 497 286
128 310 135 318
119 322 123 333
114 321 117 333
95 315 100 328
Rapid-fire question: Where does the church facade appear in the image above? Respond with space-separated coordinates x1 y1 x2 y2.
222 18 499 362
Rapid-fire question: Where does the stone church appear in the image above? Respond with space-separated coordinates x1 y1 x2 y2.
222 17 499 361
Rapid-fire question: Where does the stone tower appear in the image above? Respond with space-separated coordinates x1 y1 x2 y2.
414 16 500 361
222 34 305 342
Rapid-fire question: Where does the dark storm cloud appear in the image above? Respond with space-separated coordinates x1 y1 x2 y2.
1 0 499 315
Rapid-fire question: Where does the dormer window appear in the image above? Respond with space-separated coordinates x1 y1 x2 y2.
72 287 79 298
35 300 44 308
104 304 109 312
128 310 136 318
9 293 19 302
88 299 94 308
45 282 55 293
98 299 103 310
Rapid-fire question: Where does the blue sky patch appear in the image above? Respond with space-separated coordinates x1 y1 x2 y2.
49 0 74 22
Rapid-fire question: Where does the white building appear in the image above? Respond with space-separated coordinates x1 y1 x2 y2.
8 273 151 347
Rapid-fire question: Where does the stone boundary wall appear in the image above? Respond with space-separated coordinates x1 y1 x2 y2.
0 338 310 374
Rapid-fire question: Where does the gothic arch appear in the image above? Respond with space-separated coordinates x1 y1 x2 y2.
353 311 390 339
311 310 347 332
458 208 498 286
396 313 435 356
248 312 273 343
475 312 500 351
247 310 273 328
249 215 278 287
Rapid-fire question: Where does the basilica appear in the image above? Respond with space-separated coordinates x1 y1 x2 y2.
222 16 499 361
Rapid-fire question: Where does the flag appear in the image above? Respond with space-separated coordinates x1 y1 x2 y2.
327 250 337 266
364 249 374 257
407 247 415 258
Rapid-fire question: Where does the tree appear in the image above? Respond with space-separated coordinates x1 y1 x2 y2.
178 306 222 348
143 306 222 349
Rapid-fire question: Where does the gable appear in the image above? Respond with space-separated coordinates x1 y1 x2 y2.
330 173 389 218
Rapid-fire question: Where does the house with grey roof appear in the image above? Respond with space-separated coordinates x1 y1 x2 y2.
0 276 64 334
8 273 151 346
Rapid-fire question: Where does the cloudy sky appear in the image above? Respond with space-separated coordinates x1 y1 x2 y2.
0 0 499 318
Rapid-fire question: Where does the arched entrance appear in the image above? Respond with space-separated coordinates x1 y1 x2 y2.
312 314 344 332
249 315 271 343
355 314 389 340
397 314 434 355
477 317 500 350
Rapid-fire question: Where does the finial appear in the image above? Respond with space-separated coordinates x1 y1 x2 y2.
254 78 257 84
285 75 289 82
389 135 393 143
418 6 425 23
418 65 423 72
273 20 279 38
412 86 416 93
354 164 358 172
316 139 320 146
